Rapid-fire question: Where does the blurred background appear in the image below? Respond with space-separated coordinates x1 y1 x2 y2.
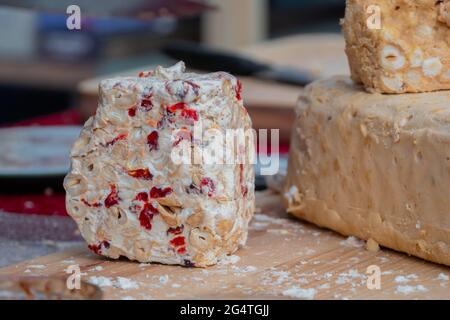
0 0 349 266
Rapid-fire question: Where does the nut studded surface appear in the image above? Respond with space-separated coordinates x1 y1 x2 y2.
64 62 255 267
342 0 450 93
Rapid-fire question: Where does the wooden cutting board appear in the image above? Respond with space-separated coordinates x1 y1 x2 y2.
1 191 449 300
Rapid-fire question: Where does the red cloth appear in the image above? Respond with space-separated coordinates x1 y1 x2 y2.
0 109 289 216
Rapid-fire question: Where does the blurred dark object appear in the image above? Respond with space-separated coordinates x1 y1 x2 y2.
0 85 71 124
163 41 314 86
269 0 345 36
2 0 213 19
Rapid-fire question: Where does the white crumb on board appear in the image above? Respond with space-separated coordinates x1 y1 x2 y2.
89 265 104 272
27 265 46 269
396 285 428 295
394 274 418 283
121 296 135 300
335 269 366 285
282 286 316 300
284 185 298 204
61 259 75 264
115 277 139 290
436 273 449 281
231 265 257 274
171 283 182 288
340 236 365 248
88 276 139 289
218 255 240 265
88 276 113 287
159 275 169 284
253 213 287 225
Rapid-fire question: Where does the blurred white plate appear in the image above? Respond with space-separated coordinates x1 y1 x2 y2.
0 126 82 177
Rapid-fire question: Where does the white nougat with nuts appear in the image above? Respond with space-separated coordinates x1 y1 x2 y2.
64 62 255 267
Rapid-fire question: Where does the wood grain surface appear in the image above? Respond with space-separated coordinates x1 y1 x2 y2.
1 191 449 300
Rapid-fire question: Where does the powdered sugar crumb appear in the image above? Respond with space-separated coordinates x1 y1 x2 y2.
282 286 316 300
159 275 169 284
218 255 240 265
394 274 418 283
340 236 364 248
115 277 139 290
88 276 114 287
396 285 428 295
436 273 449 281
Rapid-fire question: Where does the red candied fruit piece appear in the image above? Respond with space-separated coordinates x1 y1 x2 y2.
180 109 198 121
128 168 153 180
138 71 153 78
170 235 186 247
147 130 159 151
235 79 242 101
200 177 216 197
139 203 158 230
150 186 173 198
167 225 184 235
167 102 187 113
104 184 119 208
88 240 110 255
128 106 137 117
81 199 101 208
104 133 128 147
177 247 187 254
135 192 149 202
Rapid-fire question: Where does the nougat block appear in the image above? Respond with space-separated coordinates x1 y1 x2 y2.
64 62 255 267
342 0 450 93
284 76 450 266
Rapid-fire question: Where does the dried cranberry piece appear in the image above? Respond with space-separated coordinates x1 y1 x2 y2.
135 192 149 202
180 109 198 121
139 203 158 230
235 80 242 101
167 225 184 235
150 186 173 198
128 106 137 117
104 133 127 147
104 184 119 208
128 168 153 180
138 71 152 78
147 131 159 151
200 177 216 197
170 235 186 247
167 102 187 113
88 240 110 255
177 247 187 254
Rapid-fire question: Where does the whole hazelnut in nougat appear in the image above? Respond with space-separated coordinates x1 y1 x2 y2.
342 0 450 93
64 62 255 267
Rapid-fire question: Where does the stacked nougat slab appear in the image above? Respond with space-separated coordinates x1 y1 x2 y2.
284 0 450 265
